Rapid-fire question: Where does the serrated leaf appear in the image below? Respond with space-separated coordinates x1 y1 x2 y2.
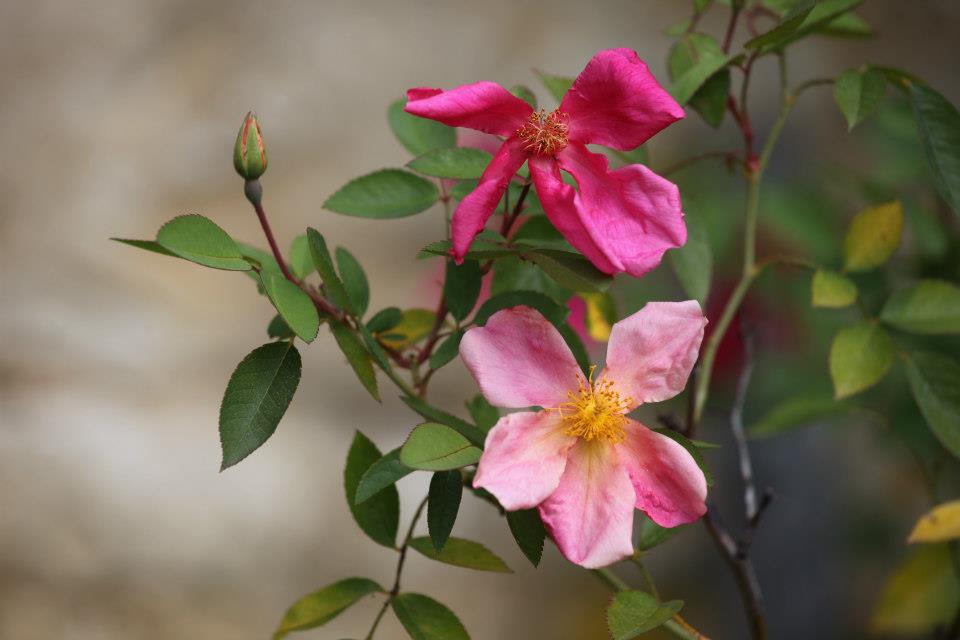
111 237 178 257
474 290 570 328
829 322 894 399
329 321 379 401
400 423 482 471
409 537 511 573
811 269 858 308
336 247 369 318
408 148 492 180
429 330 463 370
324 169 439 219
506 509 545 567
392 593 470 640
526 250 613 293
272 577 383 639
344 431 399 547
870 545 960 635
377 308 436 350
465 395 499 433
288 234 314 280
536 71 574 103
355 448 412 504
910 82 960 216
307 228 353 314
834 68 886 131
417 238 516 261
267 314 295 340
400 396 486 446
636 512 681 551
444 260 482 321
908 500 960 544
155 214 250 271
388 99 456 156
669 209 712 306
220 342 301 470
261 274 320 343
427 471 462 551
881 280 960 334
607 591 684 640
843 201 903 272
904 351 960 459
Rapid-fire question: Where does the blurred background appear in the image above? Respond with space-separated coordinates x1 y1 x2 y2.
2 1 960 638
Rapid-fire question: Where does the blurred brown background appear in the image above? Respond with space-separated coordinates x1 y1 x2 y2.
2 1 959 638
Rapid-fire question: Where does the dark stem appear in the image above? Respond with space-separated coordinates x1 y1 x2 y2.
499 183 531 238
245 179 298 285
721 2 742 53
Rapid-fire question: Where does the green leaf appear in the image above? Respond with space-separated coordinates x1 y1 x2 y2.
745 1 815 50
655 429 713 487
359 324 393 373
400 423 482 471
409 537 511 573
418 238 516 261
834 67 886 131
329 321 380 401
288 234 314 280
881 280 960 335
427 471 463 551
526 250 613 292
910 82 960 216
811 269 858 308
904 352 960 459
506 509 545 567
747 392 852 438
870 545 960 635
307 228 353 314
690 69 730 128
261 274 320 343
408 148 492 180
536 71 574 103
388 99 456 156
607 591 684 640
155 214 250 271
817 11 872 37
747 0 863 52
344 431 399 547
843 201 904 272
355 448 412 504
669 209 712 306
272 577 383 639
367 307 403 333
429 330 463 370
474 291 570 328
444 259 482 321
667 33 736 106
829 322 894 399
336 247 370 317
392 593 470 640
465 394 499 433
111 237 178 258
220 342 302 470
400 396 486 446
636 513 681 551
267 314 295 340
324 169 439 219
492 257 571 304
510 84 537 109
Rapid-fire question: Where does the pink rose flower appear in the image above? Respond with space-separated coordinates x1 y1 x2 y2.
461 301 708 568
406 48 687 278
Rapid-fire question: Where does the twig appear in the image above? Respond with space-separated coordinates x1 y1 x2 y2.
731 321 758 520
659 151 741 177
721 1 742 53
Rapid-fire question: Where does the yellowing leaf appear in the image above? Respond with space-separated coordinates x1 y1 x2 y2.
581 292 616 342
811 269 858 308
377 308 436 349
908 500 960 543
870 545 960 635
843 201 903 272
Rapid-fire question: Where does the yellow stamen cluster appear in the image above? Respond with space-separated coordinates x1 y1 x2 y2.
554 366 631 443
517 108 569 156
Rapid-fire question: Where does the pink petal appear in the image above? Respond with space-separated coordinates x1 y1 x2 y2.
617 420 707 527
560 48 684 151
473 411 575 510
405 82 533 137
538 441 636 568
533 143 686 278
450 137 528 261
603 300 706 406
460 305 585 408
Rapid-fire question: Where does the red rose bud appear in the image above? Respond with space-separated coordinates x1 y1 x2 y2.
233 111 267 180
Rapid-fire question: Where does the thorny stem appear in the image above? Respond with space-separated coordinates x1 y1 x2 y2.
364 496 429 640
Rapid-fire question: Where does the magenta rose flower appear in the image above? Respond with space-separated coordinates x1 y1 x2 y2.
460 301 708 568
405 48 687 278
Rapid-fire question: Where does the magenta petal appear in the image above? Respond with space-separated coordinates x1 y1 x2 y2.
473 411 575 510
560 48 684 151
404 81 533 137
603 300 707 406
538 441 636 568
618 420 707 527
460 305 585 408
450 137 528 261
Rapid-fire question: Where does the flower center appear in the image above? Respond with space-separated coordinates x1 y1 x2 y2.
517 108 569 156
554 366 631 443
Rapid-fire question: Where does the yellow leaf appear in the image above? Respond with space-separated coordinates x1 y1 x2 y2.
377 308 436 349
843 201 903 272
581 292 616 342
870 545 960 635
908 500 960 543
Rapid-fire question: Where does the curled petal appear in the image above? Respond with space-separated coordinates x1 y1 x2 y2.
460 305 585 409
618 420 707 527
405 82 533 137
538 441 636 568
473 411 575 510
451 137 528 261
560 48 684 151
603 300 706 407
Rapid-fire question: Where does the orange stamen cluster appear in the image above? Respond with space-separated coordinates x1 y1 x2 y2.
554 366 631 443
517 108 569 156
